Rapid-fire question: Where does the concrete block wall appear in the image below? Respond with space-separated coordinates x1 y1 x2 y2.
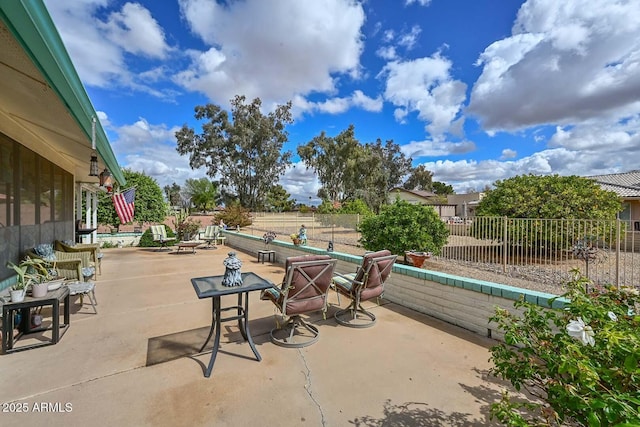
224 230 568 340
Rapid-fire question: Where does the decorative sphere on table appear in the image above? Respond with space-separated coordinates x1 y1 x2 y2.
222 251 243 287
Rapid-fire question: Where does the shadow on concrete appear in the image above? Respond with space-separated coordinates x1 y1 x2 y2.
347 398 500 426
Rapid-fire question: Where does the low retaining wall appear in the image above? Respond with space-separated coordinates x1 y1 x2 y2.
96 233 142 247
224 230 566 339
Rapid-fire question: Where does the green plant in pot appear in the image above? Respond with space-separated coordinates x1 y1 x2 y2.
7 257 58 301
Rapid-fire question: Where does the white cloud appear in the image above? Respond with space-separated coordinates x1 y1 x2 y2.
376 46 398 60
423 139 638 193
401 139 476 158
405 0 432 6
291 91 382 117
176 0 365 109
397 25 422 50
468 0 640 132
106 118 206 189
44 0 174 97
380 54 467 137
500 149 517 159
102 2 170 59
279 162 321 204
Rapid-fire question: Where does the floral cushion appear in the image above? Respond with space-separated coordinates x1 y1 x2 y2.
82 267 96 278
33 243 56 261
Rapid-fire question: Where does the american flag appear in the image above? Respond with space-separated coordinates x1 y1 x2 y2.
113 187 135 224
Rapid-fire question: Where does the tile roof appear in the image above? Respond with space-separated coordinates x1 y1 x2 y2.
588 170 640 198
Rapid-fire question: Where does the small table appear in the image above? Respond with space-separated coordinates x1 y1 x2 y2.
191 272 275 378
1 287 70 354
257 250 276 264
176 241 201 254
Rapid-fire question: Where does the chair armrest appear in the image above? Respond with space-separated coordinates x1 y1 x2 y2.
332 271 363 285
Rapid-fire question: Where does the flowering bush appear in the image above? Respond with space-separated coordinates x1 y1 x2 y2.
489 271 640 426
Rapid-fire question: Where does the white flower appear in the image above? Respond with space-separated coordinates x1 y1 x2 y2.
607 311 618 321
566 317 595 346
621 287 639 296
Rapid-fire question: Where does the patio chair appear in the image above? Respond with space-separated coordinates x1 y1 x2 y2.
261 255 337 348
200 225 218 249
332 249 397 328
55 240 103 275
25 243 88 281
150 225 176 250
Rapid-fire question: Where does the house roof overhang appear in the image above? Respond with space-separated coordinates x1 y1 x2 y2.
0 0 125 186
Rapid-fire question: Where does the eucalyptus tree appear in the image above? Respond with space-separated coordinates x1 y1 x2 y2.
163 182 182 206
403 165 434 191
298 125 411 212
175 95 293 210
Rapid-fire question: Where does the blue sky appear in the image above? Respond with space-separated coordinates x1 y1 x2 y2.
44 0 640 204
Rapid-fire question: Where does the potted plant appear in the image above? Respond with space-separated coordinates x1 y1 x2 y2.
290 233 301 246
172 209 202 241
6 257 59 300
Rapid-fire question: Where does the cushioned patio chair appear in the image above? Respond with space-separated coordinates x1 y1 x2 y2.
261 255 337 348
332 249 397 328
27 244 98 310
26 243 91 282
150 225 176 250
55 240 103 275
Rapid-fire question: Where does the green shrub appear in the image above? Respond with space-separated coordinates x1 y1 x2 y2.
138 225 176 247
490 272 640 426
358 199 449 255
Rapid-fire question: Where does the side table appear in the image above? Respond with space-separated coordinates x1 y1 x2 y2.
191 272 276 378
2 287 70 354
257 250 276 264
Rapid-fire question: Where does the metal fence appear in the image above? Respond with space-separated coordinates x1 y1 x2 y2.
444 217 640 288
245 212 362 249
245 213 640 287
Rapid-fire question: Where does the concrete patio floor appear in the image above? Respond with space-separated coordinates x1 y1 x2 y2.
1 246 511 426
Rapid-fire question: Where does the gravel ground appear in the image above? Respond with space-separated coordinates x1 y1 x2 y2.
314 239 573 296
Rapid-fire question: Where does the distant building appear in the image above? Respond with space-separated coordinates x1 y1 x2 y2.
588 171 640 230
388 188 456 219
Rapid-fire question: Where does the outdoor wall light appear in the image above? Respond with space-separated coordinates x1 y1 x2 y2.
89 152 99 176
99 168 112 187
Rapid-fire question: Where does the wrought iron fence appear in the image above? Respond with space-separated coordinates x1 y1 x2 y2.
443 217 639 288
245 213 640 287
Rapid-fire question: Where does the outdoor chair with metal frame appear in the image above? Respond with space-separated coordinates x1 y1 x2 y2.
200 225 218 249
150 225 176 251
332 249 397 328
261 255 337 348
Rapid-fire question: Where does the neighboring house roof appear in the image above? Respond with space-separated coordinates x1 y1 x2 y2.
390 187 437 199
588 171 640 198
0 0 125 185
